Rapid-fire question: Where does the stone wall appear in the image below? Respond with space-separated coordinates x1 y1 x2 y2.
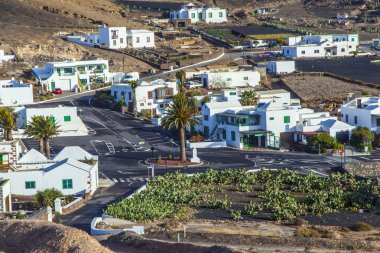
343 162 380 179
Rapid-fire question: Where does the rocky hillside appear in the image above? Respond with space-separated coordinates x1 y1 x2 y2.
0 220 112 253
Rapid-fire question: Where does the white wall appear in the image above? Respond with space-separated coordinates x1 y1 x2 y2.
127 31 155 48
0 180 11 212
203 8 227 23
99 27 127 49
266 61 295 74
0 81 33 106
201 71 260 88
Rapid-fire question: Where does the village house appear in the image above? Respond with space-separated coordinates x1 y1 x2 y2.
98 26 127 49
14 105 88 137
200 90 353 149
199 68 261 89
265 61 296 75
0 79 34 106
32 60 110 91
111 79 178 116
341 97 380 134
282 34 359 58
0 141 98 197
170 3 227 24
0 50 15 63
126 30 155 48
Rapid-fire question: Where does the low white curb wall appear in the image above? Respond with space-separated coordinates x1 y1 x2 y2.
187 141 227 149
90 217 144 235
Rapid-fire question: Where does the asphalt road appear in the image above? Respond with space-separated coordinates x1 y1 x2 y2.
24 97 379 232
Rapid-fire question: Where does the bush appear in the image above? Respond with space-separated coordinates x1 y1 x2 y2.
350 222 373 232
362 90 369 96
35 188 63 208
295 226 321 237
307 133 337 152
350 126 375 152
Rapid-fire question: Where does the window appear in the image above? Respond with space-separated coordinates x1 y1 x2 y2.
354 116 358 124
301 50 306 55
159 104 164 109
229 92 236 95
191 13 195 19
136 37 140 43
231 131 236 141
77 66 86 74
148 91 153 99
341 48 346 52
222 130 226 139
284 116 290 124
140 103 144 106
269 117 274 120
351 38 355 42
63 68 74 75
345 115 348 122
314 50 319 54
128 92 132 100
243 77 249 80
227 78 232 81
147 36 151 43
204 115 209 121
377 118 380 127
62 179 73 189
204 126 209 138
286 50 289 54
148 102 152 106
219 12 223 18
113 40 117 46
349 45 352 49
64 116 71 122
25 181 36 189
120 38 123 44
208 12 213 18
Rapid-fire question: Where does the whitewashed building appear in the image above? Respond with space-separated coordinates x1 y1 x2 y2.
0 145 99 196
32 60 110 91
111 79 178 116
200 89 353 149
126 30 155 48
15 105 88 137
265 61 295 75
98 27 127 49
282 34 359 58
0 50 15 63
0 79 34 106
0 179 11 212
200 69 261 89
341 97 380 134
170 3 227 24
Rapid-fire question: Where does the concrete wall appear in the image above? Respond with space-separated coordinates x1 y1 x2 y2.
187 141 227 148
201 71 260 88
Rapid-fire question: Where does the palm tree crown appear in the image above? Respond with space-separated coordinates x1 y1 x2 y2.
0 107 17 141
239 90 259 106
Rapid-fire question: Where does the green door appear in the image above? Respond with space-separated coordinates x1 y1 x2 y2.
198 13 203 20
51 82 56 90
0 154 3 164
204 126 209 138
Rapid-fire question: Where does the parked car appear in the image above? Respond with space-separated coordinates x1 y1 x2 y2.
124 72 140 82
52 88 62 94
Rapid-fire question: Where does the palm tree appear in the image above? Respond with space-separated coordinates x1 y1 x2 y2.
175 70 185 93
0 107 17 141
129 81 138 117
161 93 201 162
25 116 60 159
239 90 259 106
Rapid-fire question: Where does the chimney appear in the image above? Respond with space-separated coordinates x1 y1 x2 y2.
357 98 362 108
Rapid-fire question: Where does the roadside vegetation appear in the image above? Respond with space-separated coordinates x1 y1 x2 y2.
105 169 379 222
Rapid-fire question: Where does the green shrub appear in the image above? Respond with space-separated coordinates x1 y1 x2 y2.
35 188 63 208
295 226 321 237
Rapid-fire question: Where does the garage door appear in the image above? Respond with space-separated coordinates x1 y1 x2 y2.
59 79 72 91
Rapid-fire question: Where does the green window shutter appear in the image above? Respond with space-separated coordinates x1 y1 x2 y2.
219 12 223 17
231 131 236 141
50 117 55 123
243 77 249 80
284 116 290 123
62 179 73 189
191 13 195 18
269 117 274 120
57 68 61 76
25 181 36 189
64 116 71 122
204 126 209 138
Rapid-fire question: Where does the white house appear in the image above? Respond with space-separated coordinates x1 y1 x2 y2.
126 30 155 48
15 105 88 136
111 79 178 116
98 27 127 49
0 179 11 212
0 50 15 63
200 89 353 149
200 69 261 89
170 3 227 24
32 60 110 91
282 34 359 58
265 61 295 75
0 79 34 106
341 97 380 134
0 145 99 196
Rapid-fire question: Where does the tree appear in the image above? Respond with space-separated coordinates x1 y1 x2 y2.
0 107 17 141
129 81 138 117
175 70 185 93
25 116 60 158
161 93 201 162
350 126 375 152
307 133 337 153
211 74 229 89
239 90 259 106
35 188 63 208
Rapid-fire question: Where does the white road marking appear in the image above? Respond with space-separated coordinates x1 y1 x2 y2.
112 178 118 183
119 178 125 182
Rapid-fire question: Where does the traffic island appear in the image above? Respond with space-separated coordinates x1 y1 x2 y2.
145 158 203 168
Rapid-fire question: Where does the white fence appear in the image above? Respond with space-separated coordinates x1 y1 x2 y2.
187 141 227 149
